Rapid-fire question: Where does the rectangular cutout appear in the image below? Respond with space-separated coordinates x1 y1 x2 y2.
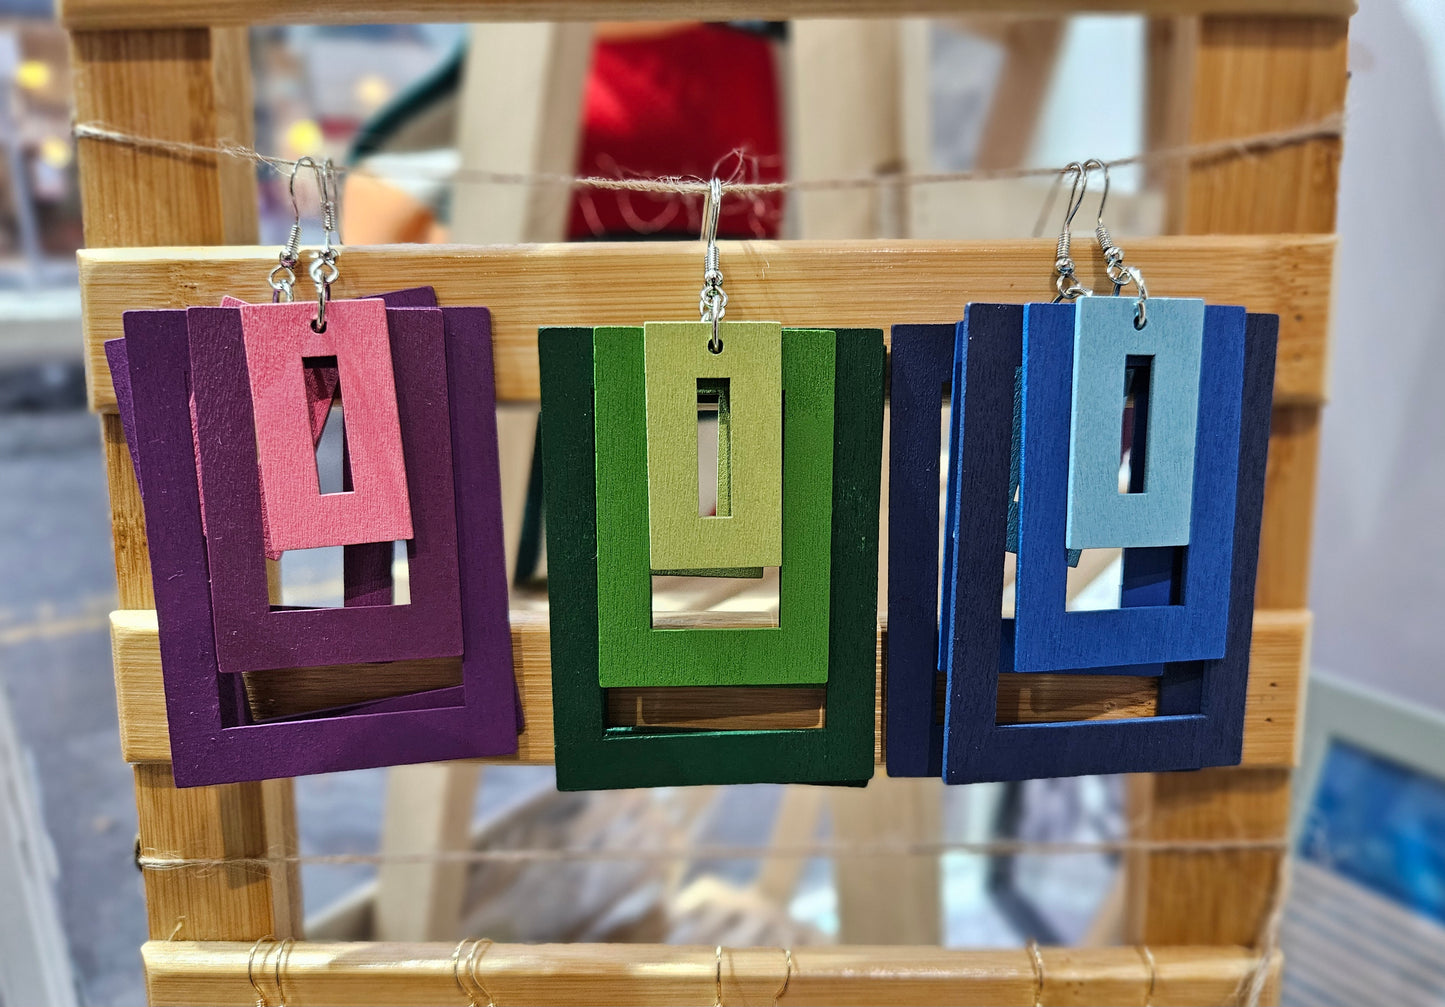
114 302 518 786
273 540 409 610
605 685 825 731
1120 355 1152 495
650 569 780 628
192 303 463 674
926 672 1161 726
304 355 346 496
697 378 730 517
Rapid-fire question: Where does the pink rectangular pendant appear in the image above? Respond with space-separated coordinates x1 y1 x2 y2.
238 298 413 555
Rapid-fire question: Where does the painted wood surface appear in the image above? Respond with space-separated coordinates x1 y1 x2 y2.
885 323 954 777
542 326 881 789
940 305 1277 783
188 305 462 675
1067 296 1204 550
236 298 414 555
594 326 834 687
1012 302 1244 672
643 321 782 571
77 237 1335 411
119 306 516 787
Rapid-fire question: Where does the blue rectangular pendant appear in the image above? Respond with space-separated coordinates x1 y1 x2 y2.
1012 302 1244 672
938 305 1278 783
1067 296 1204 550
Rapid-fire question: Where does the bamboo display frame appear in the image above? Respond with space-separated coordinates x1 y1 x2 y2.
62 1 1349 1003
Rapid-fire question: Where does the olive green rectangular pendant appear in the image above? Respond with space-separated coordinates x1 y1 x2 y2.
643 320 783 573
595 326 835 687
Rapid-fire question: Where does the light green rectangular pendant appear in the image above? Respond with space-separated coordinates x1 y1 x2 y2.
595 326 836 687
643 320 783 572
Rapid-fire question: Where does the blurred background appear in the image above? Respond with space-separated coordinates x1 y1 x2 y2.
0 1 1442 1004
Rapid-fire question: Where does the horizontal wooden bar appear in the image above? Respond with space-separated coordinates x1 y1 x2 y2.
80 236 1333 411
61 0 1355 30
142 940 1278 1006
110 607 1310 768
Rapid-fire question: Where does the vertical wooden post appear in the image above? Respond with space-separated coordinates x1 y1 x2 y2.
372 22 593 942
788 20 905 238
1129 15 1347 954
971 16 1066 171
70 26 299 942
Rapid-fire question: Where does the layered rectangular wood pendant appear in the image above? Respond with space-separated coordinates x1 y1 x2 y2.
190 304 464 675
1012 302 1241 672
114 297 518 787
931 303 1276 784
595 326 834 688
542 326 883 790
643 321 783 573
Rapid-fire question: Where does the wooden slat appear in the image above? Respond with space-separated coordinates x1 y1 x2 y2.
78 236 1333 411
70 23 298 947
1130 12 1347 954
70 28 257 248
140 940 1279 1007
111 607 1310 768
101 412 154 609
59 0 1357 30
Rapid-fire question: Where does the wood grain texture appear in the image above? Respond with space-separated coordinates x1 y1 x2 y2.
111 607 1310 767
139 940 1279 1007
1130 12 1347 952
78 237 1334 411
134 765 297 941
1130 767 1293 947
60 0 1358 29
942 307 1275 782
1176 17 1349 236
69 24 290 945
70 29 256 247
101 412 154 609
115 306 514 787
643 321 783 571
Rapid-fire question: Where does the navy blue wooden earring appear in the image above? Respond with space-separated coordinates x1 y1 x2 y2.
886 160 1279 782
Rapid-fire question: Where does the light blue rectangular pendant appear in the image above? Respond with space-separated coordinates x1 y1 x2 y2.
1066 296 1205 550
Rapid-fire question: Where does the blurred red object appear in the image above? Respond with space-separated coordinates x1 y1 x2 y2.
568 23 785 240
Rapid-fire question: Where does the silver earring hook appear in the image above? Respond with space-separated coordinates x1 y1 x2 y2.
308 157 340 333
699 178 728 354
1081 157 1148 327
269 158 313 303
1052 162 1092 302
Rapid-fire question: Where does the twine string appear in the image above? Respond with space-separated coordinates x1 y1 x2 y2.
136 836 1286 874
71 113 1343 199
